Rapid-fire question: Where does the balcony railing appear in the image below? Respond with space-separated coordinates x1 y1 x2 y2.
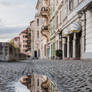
41 25 50 41
41 25 48 31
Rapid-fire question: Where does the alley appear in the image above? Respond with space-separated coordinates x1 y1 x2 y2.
0 60 92 92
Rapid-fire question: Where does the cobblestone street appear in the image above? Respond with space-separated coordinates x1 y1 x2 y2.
0 60 92 92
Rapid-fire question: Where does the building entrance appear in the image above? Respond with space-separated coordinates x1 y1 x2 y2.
69 33 73 58
76 32 81 59
64 38 67 58
34 51 37 58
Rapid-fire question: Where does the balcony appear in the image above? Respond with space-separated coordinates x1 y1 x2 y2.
40 7 49 18
41 25 50 41
42 25 48 31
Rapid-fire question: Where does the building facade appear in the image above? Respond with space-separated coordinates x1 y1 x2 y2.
19 28 31 57
49 0 92 60
39 0 50 59
50 0 56 59
30 0 50 59
30 20 36 58
0 42 21 61
0 42 10 61
30 16 44 59
31 0 92 60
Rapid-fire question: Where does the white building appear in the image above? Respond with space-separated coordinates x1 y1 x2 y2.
30 0 50 59
49 0 92 60
0 42 20 61
0 42 9 61
30 0 49 59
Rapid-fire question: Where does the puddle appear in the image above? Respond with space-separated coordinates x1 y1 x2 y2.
5 74 60 92
19 74 59 92
14 81 30 92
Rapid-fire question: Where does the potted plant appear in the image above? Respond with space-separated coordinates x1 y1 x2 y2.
56 49 62 59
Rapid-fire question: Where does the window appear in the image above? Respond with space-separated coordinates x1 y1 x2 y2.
23 49 26 52
23 35 27 38
23 45 26 47
29 33 31 36
37 31 39 38
23 40 27 43
37 79 39 86
69 0 73 11
56 0 58 6
60 11 62 24
57 40 58 50
37 19 39 26
64 0 68 19
77 0 80 4
56 15 58 29
44 44 46 56
0 46 2 55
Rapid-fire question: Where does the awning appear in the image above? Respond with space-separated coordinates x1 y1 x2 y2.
62 29 69 37
71 22 81 33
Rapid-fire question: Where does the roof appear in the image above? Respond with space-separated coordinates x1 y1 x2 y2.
14 37 20 40
30 20 35 25
20 30 28 35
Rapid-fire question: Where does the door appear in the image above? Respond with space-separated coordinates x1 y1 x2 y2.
76 32 81 58
34 51 37 58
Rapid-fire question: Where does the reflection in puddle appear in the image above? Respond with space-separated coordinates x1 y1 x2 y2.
20 74 59 92
14 81 30 92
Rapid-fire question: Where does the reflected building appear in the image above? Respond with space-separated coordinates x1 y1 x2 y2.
20 74 59 92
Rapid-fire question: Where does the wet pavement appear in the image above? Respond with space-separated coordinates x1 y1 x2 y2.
0 61 31 92
0 60 92 92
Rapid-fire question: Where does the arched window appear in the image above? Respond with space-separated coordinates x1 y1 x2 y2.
69 0 73 11
37 19 39 26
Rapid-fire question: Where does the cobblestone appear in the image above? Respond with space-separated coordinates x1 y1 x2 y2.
0 60 92 92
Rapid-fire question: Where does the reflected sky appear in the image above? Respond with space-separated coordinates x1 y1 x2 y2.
14 81 30 92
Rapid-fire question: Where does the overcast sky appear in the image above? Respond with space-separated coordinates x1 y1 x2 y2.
0 0 37 42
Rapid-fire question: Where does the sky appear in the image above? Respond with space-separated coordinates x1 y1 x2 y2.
0 0 37 42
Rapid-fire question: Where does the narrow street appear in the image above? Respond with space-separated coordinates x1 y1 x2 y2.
0 60 92 92
0 0 92 92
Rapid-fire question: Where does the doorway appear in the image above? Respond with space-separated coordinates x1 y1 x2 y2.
34 51 37 58
76 32 81 58
69 33 73 58
64 38 67 58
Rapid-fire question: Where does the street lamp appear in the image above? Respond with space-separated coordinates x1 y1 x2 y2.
78 12 84 22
